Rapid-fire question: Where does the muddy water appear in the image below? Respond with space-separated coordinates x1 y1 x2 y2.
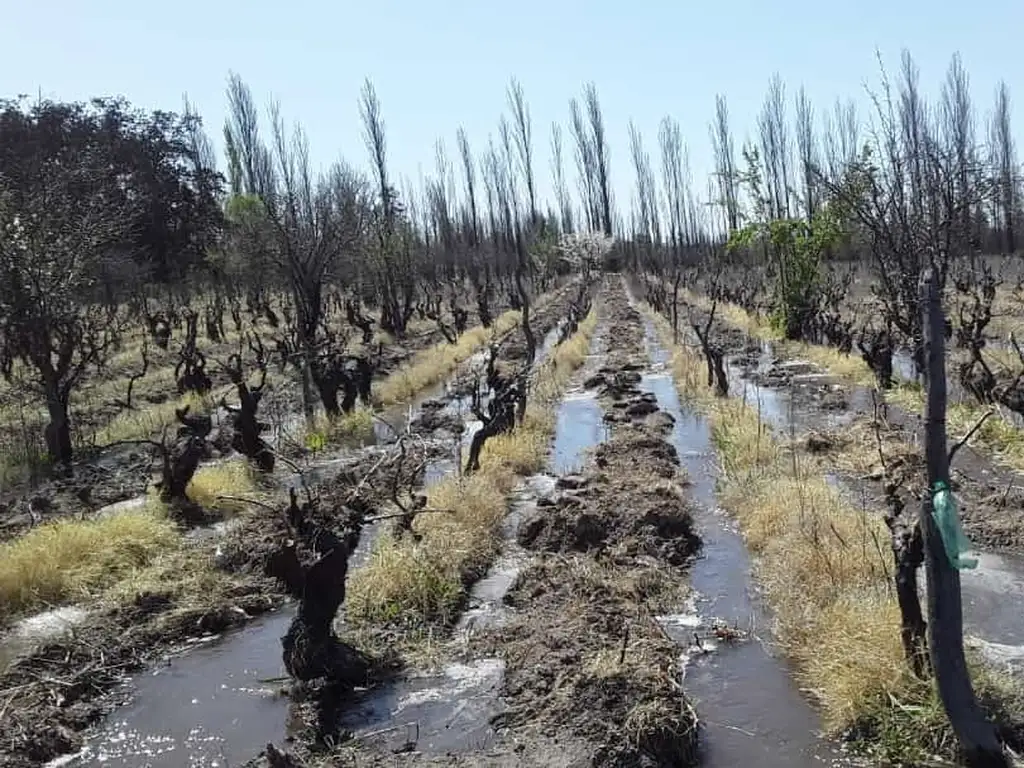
638 317 849 768
60 612 294 767
55 321 583 767
336 324 609 757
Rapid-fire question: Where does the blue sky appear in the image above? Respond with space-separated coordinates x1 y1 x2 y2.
2 0 1021 219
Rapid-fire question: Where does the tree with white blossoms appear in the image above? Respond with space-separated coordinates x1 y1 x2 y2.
557 231 615 276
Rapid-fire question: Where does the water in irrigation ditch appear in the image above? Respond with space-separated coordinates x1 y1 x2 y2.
43 320 589 767
332 323 608 756
720 333 1024 693
636 316 849 767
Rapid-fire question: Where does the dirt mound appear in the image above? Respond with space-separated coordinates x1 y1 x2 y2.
518 426 698 566
483 558 698 767
518 297 700 569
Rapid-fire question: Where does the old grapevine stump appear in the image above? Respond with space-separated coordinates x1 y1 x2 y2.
281 547 371 685
265 492 371 686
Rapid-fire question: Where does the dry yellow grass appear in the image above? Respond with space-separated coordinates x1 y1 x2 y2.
346 307 598 627
186 458 261 513
644 307 913 729
0 448 265 622
94 390 217 447
0 500 179 620
374 309 523 407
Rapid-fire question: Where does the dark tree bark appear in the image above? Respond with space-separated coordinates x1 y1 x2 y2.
920 267 1007 767
222 341 274 472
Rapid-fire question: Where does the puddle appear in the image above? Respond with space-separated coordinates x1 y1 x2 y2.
339 658 506 755
959 551 1024 647
63 610 293 767
637 319 845 767
550 329 609 475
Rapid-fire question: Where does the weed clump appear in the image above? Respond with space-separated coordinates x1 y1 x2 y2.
0 502 179 619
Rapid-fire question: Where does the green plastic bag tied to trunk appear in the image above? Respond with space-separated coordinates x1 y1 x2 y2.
931 480 978 570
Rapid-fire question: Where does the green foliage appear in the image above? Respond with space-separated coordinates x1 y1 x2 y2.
305 431 327 454
729 145 847 339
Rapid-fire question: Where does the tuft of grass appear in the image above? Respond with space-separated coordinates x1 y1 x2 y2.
186 459 260 513
94 390 216 446
375 310 522 407
308 406 376 447
0 501 179 620
642 304 1019 762
345 469 512 626
347 307 599 628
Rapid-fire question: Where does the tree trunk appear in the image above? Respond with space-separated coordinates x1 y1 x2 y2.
300 346 318 431
515 269 535 364
919 267 1007 767
44 389 73 468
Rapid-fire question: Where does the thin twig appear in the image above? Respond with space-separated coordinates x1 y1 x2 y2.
948 409 995 464
362 507 453 523
216 495 279 514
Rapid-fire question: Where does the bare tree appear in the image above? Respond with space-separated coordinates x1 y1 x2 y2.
758 74 792 220
585 83 614 236
361 80 416 337
224 75 367 429
569 96 600 233
989 81 1018 253
550 122 574 234
794 86 819 221
710 94 740 233
0 166 128 466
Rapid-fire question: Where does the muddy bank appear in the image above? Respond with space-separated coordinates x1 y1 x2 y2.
475 287 700 766
0 433 429 767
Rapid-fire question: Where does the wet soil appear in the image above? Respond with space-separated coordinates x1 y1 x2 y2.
474 286 701 766
0 285 589 768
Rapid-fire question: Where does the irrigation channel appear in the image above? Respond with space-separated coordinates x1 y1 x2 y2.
22 282 880 767
28 311 575 768
722 334 1024 676
317 282 853 765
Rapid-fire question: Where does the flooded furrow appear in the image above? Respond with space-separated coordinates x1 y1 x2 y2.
333 319 608 757
724 335 1024 683
49 372 494 766
636 313 849 767
54 313 588 767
